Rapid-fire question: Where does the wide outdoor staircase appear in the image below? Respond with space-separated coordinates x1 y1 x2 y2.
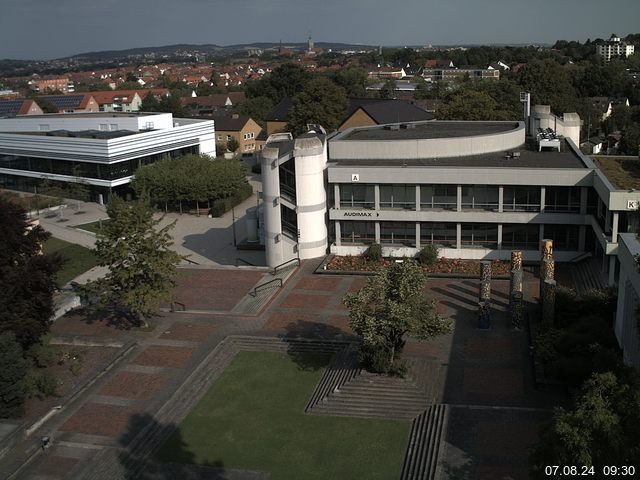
570 257 606 294
307 356 439 419
400 404 449 480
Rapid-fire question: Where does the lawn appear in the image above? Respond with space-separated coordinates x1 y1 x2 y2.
156 351 411 480
42 237 98 286
74 219 110 234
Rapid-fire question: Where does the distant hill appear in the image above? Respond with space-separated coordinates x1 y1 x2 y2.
62 42 379 61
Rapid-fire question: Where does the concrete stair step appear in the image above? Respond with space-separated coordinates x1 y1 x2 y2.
311 405 420 419
332 388 427 401
401 404 449 480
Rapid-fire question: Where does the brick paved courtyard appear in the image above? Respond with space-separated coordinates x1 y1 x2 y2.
8 260 564 480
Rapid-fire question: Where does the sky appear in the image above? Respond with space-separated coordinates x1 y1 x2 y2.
1 0 639 60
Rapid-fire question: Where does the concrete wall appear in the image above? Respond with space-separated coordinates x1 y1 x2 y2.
330 122 525 160
614 233 640 367
0 112 175 132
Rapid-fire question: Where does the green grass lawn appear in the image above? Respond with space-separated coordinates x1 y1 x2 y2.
157 351 411 480
74 219 110 234
42 237 98 286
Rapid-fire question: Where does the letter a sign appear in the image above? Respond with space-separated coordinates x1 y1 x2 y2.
351 173 360 182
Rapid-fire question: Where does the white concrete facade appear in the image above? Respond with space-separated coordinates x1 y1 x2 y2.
614 233 640 367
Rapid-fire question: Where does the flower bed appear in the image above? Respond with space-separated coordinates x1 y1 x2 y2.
325 255 511 276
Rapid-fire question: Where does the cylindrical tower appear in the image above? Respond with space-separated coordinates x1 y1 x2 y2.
293 136 328 260
261 145 284 268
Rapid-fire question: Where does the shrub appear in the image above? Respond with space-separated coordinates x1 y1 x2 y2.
417 244 439 266
365 243 383 262
209 183 254 217
26 335 56 368
28 371 59 400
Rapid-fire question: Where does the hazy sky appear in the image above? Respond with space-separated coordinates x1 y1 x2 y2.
1 0 638 60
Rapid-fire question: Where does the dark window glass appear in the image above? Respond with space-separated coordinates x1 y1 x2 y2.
502 224 539 250
339 184 374 208
544 224 579 250
380 184 415 209
420 222 457 248
461 223 498 249
380 221 415 245
420 185 457 210
503 186 540 212
340 221 376 244
462 185 499 211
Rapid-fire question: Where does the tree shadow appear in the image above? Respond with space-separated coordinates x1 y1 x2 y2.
278 319 358 372
118 413 230 480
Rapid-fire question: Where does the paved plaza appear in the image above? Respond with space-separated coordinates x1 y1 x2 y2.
0 258 564 480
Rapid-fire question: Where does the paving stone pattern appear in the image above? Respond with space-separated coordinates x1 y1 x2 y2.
4 261 565 480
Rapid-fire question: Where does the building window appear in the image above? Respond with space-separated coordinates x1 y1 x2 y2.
380 222 415 246
420 222 456 248
545 187 580 213
544 224 579 250
217 135 223 141
226 135 232 141
38 124 50 132
420 185 456 210
462 185 499 211
461 223 498 249
502 224 539 250
341 221 375 244
380 184 415 209
339 184 374 209
281 205 298 240
503 186 540 212
278 159 296 203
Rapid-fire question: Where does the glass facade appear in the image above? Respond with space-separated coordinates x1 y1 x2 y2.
340 221 375 244
503 186 540 212
462 185 499 211
0 146 198 182
281 205 298 240
502 224 539 250
420 222 457 248
544 224 579 250
461 223 498 249
380 184 415 209
420 185 457 210
278 159 296 203
340 184 374 209
545 187 580 213
380 221 415 245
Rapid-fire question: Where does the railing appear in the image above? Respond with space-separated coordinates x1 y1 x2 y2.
183 257 200 265
569 251 593 263
235 258 255 267
250 278 283 297
272 257 300 275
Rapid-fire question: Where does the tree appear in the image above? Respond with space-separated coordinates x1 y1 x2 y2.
237 96 273 125
531 371 640 477
226 137 239 153
379 79 396 99
287 77 348 135
437 89 514 121
0 331 29 418
245 63 313 104
87 194 183 326
35 97 59 114
331 67 369 97
343 260 452 374
619 123 640 156
515 58 577 113
0 197 62 349
139 92 161 112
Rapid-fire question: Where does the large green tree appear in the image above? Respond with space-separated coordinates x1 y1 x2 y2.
515 58 577 113
531 371 640 477
87 195 183 326
437 89 515 121
343 260 452 373
287 77 348 135
132 155 249 212
0 197 62 349
245 63 313 104
0 331 29 418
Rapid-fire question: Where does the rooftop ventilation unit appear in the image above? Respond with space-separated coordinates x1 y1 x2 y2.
401 123 416 129
384 124 400 131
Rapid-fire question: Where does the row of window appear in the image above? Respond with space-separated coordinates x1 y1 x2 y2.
339 221 579 250
0 146 198 181
338 184 584 213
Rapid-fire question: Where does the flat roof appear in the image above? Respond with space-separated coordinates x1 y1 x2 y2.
340 121 520 141
2 112 166 120
330 141 587 169
592 156 640 189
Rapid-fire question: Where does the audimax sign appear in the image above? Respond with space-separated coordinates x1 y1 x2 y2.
343 211 380 217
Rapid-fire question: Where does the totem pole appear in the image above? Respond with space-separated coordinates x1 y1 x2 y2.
478 260 492 329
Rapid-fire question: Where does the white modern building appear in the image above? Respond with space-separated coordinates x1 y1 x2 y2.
614 233 640 367
259 108 640 288
0 112 215 202
597 34 635 62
